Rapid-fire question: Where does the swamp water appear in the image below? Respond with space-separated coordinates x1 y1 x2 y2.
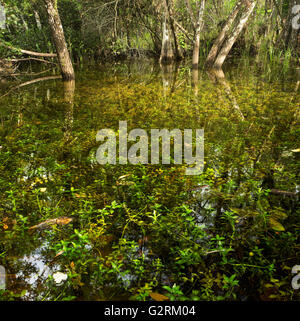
0 60 299 301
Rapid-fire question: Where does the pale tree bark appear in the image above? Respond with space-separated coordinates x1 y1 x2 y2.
44 0 75 80
0 3 5 29
160 2 174 65
205 0 243 67
284 0 300 51
213 0 257 69
34 10 42 30
192 0 206 69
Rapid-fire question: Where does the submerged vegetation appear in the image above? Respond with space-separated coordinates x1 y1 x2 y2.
0 0 299 302
0 62 299 301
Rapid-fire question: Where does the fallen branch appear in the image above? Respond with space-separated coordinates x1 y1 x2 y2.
0 42 57 58
270 189 298 197
10 57 58 65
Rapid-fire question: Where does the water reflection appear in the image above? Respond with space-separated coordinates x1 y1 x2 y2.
63 80 75 142
191 68 199 96
160 62 182 95
0 75 62 99
206 68 244 120
15 241 61 300
0 60 299 300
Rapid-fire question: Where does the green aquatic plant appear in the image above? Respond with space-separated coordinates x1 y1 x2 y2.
0 61 299 301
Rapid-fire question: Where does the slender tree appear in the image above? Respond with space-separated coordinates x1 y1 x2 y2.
192 0 206 69
166 0 183 60
213 0 257 69
44 0 75 80
283 0 300 51
205 0 243 67
160 0 174 64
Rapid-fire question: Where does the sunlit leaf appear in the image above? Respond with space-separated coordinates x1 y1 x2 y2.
269 218 285 232
150 292 169 301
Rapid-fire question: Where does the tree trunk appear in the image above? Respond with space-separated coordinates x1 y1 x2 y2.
213 0 257 69
192 0 206 69
0 4 5 29
160 14 174 64
166 0 183 60
44 0 75 80
285 0 300 51
205 0 243 67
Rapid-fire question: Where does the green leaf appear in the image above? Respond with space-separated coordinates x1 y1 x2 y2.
269 218 285 232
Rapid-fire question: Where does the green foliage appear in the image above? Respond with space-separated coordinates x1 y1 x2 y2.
0 45 299 301
1 0 299 63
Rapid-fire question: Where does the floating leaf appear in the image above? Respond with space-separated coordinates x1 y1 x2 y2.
150 292 169 301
